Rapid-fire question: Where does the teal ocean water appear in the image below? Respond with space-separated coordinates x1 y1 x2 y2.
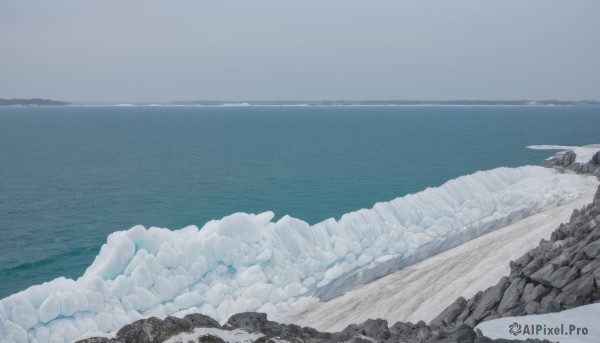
0 105 598 298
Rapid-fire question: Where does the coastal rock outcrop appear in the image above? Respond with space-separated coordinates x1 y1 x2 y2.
543 149 600 176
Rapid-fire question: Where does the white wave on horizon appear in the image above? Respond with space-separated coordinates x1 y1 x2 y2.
0 166 598 343
527 145 580 150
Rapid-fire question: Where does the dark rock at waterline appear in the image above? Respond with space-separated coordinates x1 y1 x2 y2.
563 151 577 166
592 151 600 165
542 149 600 176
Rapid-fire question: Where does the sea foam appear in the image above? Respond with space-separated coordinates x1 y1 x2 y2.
0 166 597 343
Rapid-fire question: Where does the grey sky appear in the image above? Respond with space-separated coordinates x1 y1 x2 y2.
1 0 599 102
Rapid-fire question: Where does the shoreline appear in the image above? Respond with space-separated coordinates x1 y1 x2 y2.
2 145 600 342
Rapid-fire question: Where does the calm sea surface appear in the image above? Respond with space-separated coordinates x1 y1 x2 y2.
0 105 599 297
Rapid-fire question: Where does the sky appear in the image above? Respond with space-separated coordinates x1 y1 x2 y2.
1 0 599 103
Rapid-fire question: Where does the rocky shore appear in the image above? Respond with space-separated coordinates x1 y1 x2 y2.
543 149 600 176
78 149 600 343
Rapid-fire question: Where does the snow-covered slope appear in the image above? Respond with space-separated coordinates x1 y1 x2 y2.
476 302 600 342
0 166 597 343
278 185 597 331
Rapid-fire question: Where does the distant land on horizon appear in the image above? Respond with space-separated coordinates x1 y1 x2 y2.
0 98 70 106
2 98 600 107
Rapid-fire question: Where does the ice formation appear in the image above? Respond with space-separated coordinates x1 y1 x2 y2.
279 186 597 331
476 302 600 342
0 166 597 343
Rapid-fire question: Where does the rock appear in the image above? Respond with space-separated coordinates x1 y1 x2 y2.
522 257 545 277
431 297 467 326
582 239 600 259
529 264 555 286
389 321 415 335
531 265 578 289
592 151 600 165
497 278 525 314
503 304 525 317
227 312 269 333
115 316 194 343
471 278 509 321
441 324 478 342
416 326 432 341
549 253 570 269
184 313 221 329
75 338 115 343
565 273 594 295
481 313 502 322
361 319 390 340
524 301 540 315
594 267 600 286
584 226 600 246
551 266 579 288
514 253 533 269
454 307 471 325
464 315 478 328
550 231 558 243
580 259 600 274
556 291 585 309
329 324 362 343
520 283 550 303
573 260 589 271
562 151 577 166
332 318 390 341
540 288 560 308
198 335 225 343
538 301 561 314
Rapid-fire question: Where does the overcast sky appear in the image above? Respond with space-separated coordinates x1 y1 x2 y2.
1 0 599 102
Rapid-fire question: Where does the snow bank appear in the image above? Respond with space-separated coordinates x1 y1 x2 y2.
476 303 600 342
528 144 600 163
0 166 597 343
279 185 597 331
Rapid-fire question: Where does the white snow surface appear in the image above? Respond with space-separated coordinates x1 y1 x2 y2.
0 166 598 343
278 185 597 331
527 144 600 163
476 303 600 342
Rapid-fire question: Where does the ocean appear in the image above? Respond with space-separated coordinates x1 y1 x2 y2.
0 105 598 298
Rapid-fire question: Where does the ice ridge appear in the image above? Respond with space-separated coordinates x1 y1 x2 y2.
0 166 597 343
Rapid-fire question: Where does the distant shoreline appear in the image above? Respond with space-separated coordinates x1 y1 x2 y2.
0 98 70 106
3 98 600 107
